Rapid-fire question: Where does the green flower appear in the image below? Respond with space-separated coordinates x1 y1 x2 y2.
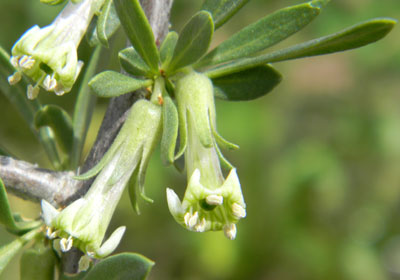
167 71 246 240
8 0 105 98
41 99 162 269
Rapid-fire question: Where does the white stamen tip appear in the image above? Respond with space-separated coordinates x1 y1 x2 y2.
8 72 21 85
188 211 199 228
46 227 57 239
54 88 65 96
206 195 224 206
43 75 57 91
232 203 246 219
27 85 39 100
195 218 206 232
223 224 237 240
10 56 19 68
19 55 35 69
184 212 191 227
60 236 73 252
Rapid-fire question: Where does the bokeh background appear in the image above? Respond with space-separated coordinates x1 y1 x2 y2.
0 0 400 279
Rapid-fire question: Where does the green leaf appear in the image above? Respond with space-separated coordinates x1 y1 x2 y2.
119 47 152 77
0 46 61 169
201 0 249 29
20 247 56 280
35 105 74 156
83 253 154 280
114 0 160 73
0 178 41 235
255 17 397 63
89 71 153 98
167 11 214 73
161 96 178 165
205 18 397 77
211 65 282 101
72 46 102 169
160 31 178 65
97 0 121 47
195 0 323 68
0 145 12 157
0 228 41 275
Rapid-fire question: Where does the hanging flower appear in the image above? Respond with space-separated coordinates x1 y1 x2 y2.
167 71 246 240
41 99 162 270
8 0 105 99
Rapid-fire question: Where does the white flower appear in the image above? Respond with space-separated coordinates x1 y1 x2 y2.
167 71 246 239
8 0 105 98
41 99 162 264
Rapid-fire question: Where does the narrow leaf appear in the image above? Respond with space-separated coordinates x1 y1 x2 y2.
83 253 154 280
72 46 101 169
211 65 282 101
97 0 121 47
0 228 41 275
35 105 74 155
89 71 153 98
114 0 160 72
20 247 56 280
167 11 214 72
201 0 249 29
160 31 178 65
119 47 151 77
205 18 397 77
0 46 61 168
0 178 41 235
161 96 178 165
257 17 397 63
196 0 323 68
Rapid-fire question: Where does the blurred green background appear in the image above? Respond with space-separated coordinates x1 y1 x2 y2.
1 0 400 279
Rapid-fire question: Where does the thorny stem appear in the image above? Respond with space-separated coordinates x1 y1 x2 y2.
0 0 173 274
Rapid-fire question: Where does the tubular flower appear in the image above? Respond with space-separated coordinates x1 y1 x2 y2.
41 99 162 269
8 0 105 99
167 71 246 240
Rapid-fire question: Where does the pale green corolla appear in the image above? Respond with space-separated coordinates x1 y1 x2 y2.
167 71 246 240
8 0 105 99
41 99 162 270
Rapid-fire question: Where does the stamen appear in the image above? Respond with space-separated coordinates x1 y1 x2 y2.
27 84 40 100
195 218 206 232
223 224 237 240
54 88 65 96
232 203 246 219
10 56 19 68
60 236 73 252
8 72 21 85
19 55 35 70
188 211 199 228
205 195 224 206
43 75 57 91
46 227 58 239
184 212 191 227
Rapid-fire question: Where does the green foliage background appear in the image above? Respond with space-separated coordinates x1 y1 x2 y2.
0 0 400 279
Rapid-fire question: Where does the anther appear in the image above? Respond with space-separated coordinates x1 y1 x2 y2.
188 211 199 228
206 195 224 206
60 236 73 252
8 72 21 85
19 55 35 69
27 84 40 100
223 224 237 240
232 203 246 219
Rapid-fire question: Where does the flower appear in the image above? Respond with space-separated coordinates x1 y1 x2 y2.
167 71 246 240
41 99 162 269
8 0 105 99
